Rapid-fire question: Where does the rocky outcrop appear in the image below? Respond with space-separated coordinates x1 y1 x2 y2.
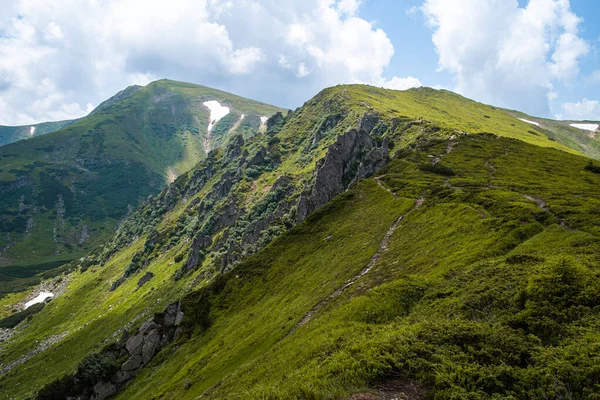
83 301 184 400
296 129 389 222
137 272 154 288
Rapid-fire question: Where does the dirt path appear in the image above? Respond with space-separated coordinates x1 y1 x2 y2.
521 194 548 210
374 177 399 198
289 195 422 336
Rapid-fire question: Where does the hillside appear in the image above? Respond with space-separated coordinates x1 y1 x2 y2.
1 84 600 399
0 79 283 295
0 120 76 147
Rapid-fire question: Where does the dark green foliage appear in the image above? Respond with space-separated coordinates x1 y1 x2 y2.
0 303 44 328
419 163 456 176
511 258 600 344
36 351 118 400
585 161 600 174
76 352 118 385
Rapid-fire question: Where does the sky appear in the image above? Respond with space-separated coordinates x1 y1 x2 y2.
0 0 598 125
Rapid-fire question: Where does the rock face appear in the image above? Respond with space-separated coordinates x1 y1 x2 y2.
297 129 389 222
73 301 185 399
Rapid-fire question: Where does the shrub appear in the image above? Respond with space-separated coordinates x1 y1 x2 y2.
0 303 45 329
585 161 600 174
419 163 456 176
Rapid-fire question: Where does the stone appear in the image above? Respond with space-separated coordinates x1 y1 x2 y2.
175 310 184 326
121 355 143 371
139 320 158 334
137 272 154 288
111 369 135 384
164 303 178 326
92 381 117 400
125 333 144 355
142 329 160 364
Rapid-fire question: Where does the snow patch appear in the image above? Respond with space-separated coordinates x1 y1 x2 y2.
29 126 36 136
570 123 599 132
203 101 230 133
518 118 540 127
24 292 54 309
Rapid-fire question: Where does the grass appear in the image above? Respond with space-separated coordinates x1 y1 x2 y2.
2 84 600 399
0 79 283 296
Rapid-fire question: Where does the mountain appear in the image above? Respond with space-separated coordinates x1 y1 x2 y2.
0 79 283 295
502 109 600 159
0 120 76 147
1 84 600 399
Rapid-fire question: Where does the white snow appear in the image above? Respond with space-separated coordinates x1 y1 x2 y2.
203 101 230 133
570 123 599 132
29 126 36 136
24 292 54 309
260 116 268 124
518 118 540 127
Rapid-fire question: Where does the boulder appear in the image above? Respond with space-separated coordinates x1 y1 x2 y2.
139 320 158 334
111 369 135 384
92 381 117 400
142 329 160 364
121 355 143 371
137 272 154 288
175 310 184 326
125 333 144 355
164 303 178 326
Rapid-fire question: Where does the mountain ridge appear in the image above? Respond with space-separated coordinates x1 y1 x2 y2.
0 80 283 295
1 82 600 399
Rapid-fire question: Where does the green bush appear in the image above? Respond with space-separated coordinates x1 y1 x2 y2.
0 303 45 329
419 163 456 176
585 161 600 174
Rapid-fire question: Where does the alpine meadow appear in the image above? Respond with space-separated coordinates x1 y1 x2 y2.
1 1 600 399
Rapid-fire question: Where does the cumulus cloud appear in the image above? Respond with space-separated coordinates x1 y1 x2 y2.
0 0 417 125
561 99 600 120
421 0 589 117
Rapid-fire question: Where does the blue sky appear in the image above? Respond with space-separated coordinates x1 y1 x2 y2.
0 0 598 125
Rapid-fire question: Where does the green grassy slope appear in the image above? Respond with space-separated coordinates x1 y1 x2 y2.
0 120 76 147
2 84 600 399
502 108 600 159
113 134 600 399
0 79 283 294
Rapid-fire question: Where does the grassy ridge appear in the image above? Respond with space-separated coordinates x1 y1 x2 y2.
0 120 76 148
116 134 600 399
0 80 283 289
2 84 600 398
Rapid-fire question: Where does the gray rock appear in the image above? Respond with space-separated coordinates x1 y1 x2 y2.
111 369 135 384
125 333 144 355
92 381 117 400
139 320 158 334
121 355 143 371
296 129 389 222
164 303 178 326
142 329 160 364
175 310 184 326
137 272 154 288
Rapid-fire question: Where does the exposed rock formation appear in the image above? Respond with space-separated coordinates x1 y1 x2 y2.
297 129 389 222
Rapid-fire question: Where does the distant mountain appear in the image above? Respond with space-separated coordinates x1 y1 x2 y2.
0 79 283 292
2 84 600 400
0 120 76 147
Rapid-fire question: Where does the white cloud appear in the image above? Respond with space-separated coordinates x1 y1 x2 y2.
421 0 589 117
378 76 422 91
562 99 600 120
589 70 600 84
0 0 416 125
